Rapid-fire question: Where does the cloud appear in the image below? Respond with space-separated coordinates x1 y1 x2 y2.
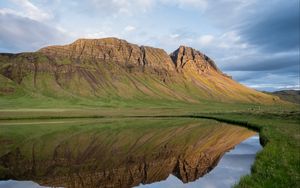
221 50 299 71
237 0 299 53
90 0 209 13
75 0 210 18
169 33 180 39
217 31 248 49
248 84 300 91
198 35 214 45
89 0 155 16
162 0 208 10
0 13 68 53
83 31 107 39
5 0 52 21
227 71 300 91
124 25 136 32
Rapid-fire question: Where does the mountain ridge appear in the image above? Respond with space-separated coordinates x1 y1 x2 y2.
0 37 281 105
264 90 300 104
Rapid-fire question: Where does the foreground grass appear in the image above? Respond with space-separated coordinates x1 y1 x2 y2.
0 100 296 120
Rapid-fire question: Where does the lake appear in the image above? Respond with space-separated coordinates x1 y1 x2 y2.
0 118 262 188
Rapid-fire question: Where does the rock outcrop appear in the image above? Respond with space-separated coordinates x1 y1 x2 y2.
170 46 220 73
170 45 231 78
39 38 175 71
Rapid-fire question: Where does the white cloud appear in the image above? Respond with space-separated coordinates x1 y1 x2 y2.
163 0 208 10
0 8 20 16
169 33 180 39
247 84 300 90
124 25 136 32
89 0 210 17
8 0 52 21
217 31 248 49
91 0 155 16
198 35 214 45
84 31 107 38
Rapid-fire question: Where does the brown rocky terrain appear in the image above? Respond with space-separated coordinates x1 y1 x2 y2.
0 37 281 104
39 38 175 71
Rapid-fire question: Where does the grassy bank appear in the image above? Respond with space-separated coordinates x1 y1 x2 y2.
0 100 297 120
191 112 300 188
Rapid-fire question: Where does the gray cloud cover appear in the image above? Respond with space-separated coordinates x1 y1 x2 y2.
237 1 299 53
0 13 67 52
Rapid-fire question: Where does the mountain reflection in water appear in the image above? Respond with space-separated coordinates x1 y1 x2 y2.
0 118 256 188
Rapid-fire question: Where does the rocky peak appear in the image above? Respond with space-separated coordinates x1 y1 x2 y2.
39 38 175 71
39 37 139 61
170 45 221 74
38 38 231 77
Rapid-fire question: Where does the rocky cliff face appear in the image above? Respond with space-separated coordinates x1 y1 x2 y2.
170 46 232 78
39 38 175 71
170 46 219 73
0 37 280 103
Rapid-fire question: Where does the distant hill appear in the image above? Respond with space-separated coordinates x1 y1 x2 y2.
0 37 282 105
264 90 300 104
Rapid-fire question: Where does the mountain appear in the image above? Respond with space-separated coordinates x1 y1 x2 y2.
0 37 280 105
264 90 300 104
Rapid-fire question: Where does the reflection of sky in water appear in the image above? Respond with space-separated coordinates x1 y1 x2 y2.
0 180 48 188
0 135 262 188
136 135 262 188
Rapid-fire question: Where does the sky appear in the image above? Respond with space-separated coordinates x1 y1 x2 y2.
0 0 299 91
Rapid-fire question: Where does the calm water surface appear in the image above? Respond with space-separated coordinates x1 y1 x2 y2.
0 118 261 188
